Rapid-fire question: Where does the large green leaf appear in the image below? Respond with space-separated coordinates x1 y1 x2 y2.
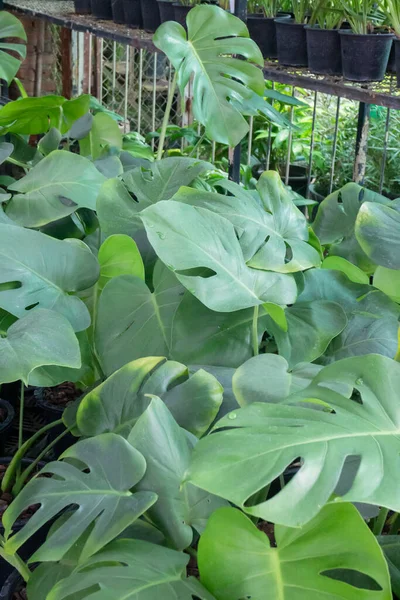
128 398 226 550
141 201 297 312
80 112 123 160
97 157 213 238
312 183 390 272
0 308 80 384
373 266 400 303
7 150 106 227
296 269 400 363
173 172 320 273
70 356 222 438
187 355 400 527
3 434 157 561
0 224 99 331
96 262 184 374
97 234 144 292
154 5 264 146
46 539 215 600
378 536 400 598
199 504 391 600
171 291 270 367
0 94 90 135
355 200 400 269
0 11 26 84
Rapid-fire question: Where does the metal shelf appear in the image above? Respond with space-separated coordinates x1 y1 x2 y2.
4 0 157 50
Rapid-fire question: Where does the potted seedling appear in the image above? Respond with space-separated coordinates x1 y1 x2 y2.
275 0 312 66
306 0 344 74
158 0 175 22
247 0 290 59
339 0 393 81
141 0 162 30
383 0 400 84
173 0 199 27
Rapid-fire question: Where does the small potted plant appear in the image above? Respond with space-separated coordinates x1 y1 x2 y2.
141 0 162 30
306 0 344 75
158 0 175 22
275 0 312 66
123 0 143 26
339 0 393 81
247 0 290 59
173 0 198 27
383 0 400 84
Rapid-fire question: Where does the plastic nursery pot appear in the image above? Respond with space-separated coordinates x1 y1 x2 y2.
111 0 125 23
74 0 91 13
123 0 142 26
173 3 191 28
158 0 175 22
34 387 80 458
0 458 47 587
339 31 394 82
305 25 342 76
395 39 400 87
0 400 14 456
0 570 24 600
275 18 308 67
91 0 113 19
387 42 396 73
247 13 290 59
140 0 161 31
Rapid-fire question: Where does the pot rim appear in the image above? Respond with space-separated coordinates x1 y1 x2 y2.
305 24 340 32
338 29 394 38
247 12 290 20
274 18 306 27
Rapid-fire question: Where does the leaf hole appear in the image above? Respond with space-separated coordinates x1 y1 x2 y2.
284 243 293 263
128 190 139 203
0 281 22 292
58 195 78 208
175 267 217 279
321 569 382 591
25 302 39 311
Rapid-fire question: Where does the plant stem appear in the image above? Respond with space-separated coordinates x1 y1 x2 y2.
389 512 400 535
189 130 206 158
1 419 63 493
13 426 73 496
186 546 197 559
252 305 259 356
373 507 389 536
157 70 178 161
18 381 24 452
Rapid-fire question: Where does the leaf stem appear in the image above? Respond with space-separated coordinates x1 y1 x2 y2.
186 546 197 559
18 381 24 452
389 512 400 535
373 507 389 536
252 305 259 356
157 70 178 161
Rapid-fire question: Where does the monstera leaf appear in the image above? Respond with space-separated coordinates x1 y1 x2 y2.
199 504 391 600
0 224 99 331
154 5 264 146
45 540 215 600
379 536 400 598
128 398 227 550
373 267 400 303
97 234 144 292
0 94 90 135
69 356 222 439
80 112 122 160
141 201 297 312
187 355 400 527
173 172 320 273
3 434 157 562
292 269 399 363
0 308 80 384
95 262 184 374
355 200 400 270
0 11 26 84
97 157 213 238
7 151 106 227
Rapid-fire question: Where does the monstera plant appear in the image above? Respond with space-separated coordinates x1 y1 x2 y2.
2 5 400 600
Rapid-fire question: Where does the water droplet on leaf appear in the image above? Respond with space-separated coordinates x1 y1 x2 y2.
228 413 237 420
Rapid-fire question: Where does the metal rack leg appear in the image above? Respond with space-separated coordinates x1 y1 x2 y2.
353 102 370 184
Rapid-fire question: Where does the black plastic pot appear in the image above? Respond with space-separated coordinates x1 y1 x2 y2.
0 458 47 586
275 18 308 67
0 570 24 600
74 0 92 13
284 164 309 196
91 0 112 19
0 400 14 456
158 0 175 22
339 30 393 82
387 42 396 73
306 25 342 75
123 0 142 26
140 0 161 31
173 3 191 28
395 38 400 87
247 14 290 59
34 389 78 458
111 0 125 22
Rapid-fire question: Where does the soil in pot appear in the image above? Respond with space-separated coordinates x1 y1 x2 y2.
123 0 142 26
173 3 191 28
140 0 161 31
158 0 175 22
0 400 14 456
111 0 125 22
247 14 290 59
74 0 91 13
91 0 113 19
306 25 342 75
275 18 308 67
339 30 393 82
